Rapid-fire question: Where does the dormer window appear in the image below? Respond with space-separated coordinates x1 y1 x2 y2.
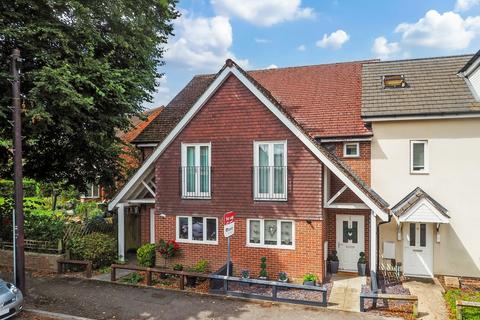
383 75 407 89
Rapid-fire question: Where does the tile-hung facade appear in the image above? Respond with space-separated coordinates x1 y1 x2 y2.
109 60 389 283
110 51 480 283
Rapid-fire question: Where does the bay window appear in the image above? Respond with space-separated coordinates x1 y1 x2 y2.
181 143 211 198
176 216 218 244
253 141 287 200
247 219 294 249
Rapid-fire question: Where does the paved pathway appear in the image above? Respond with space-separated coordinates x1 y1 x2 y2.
403 279 448 320
22 276 398 320
328 273 366 312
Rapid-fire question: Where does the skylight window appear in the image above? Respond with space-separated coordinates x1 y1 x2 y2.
383 75 407 89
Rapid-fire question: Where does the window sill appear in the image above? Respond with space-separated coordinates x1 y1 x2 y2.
253 197 288 202
176 239 218 245
246 243 295 250
343 155 360 158
181 196 212 200
409 171 429 175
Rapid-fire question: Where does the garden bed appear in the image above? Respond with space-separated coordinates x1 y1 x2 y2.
444 288 480 319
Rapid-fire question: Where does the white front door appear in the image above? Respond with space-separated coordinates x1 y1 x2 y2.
403 222 433 277
150 208 156 244
336 214 365 272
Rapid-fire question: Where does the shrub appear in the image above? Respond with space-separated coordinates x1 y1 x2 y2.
121 272 143 284
189 259 209 273
69 232 116 268
358 252 367 264
137 243 156 267
259 256 267 278
303 273 317 283
173 264 183 271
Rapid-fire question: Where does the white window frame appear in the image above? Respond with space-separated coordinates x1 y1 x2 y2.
343 142 360 158
181 143 211 199
246 219 295 249
253 140 288 201
81 184 100 199
410 140 429 174
176 216 218 245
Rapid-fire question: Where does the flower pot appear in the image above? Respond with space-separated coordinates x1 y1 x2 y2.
330 261 339 274
357 263 366 276
278 278 288 283
303 280 316 286
258 276 267 281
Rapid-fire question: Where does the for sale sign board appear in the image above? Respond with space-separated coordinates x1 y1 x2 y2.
223 211 236 238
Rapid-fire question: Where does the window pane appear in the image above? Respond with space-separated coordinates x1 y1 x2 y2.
179 217 189 240
346 144 358 156
200 146 209 193
280 221 292 245
186 147 196 192
264 220 277 245
420 223 426 247
192 217 203 241
258 144 269 193
92 185 100 198
206 218 216 241
342 221 358 243
273 144 285 194
409 223 416 246
249 220 261 244
413 143 425 170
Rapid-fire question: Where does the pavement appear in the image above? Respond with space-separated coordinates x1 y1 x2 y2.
403 278 448 320
328 273 366 312
20 276 399 320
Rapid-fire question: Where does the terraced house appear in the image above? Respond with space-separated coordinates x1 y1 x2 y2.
109 52 480 282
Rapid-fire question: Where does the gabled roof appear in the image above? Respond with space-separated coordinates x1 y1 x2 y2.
118 106 164 143
132 60 373 144
392 187 449 223
362 54 480 119
109 60 389 220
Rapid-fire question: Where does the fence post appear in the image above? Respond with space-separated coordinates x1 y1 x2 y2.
272 285 277 299
179 275 185 290
322 290 327 307
111 266 116 282
86 262 92 278
360 296 365 312
456 301 462 320
413 300 419 318
146 270 152 286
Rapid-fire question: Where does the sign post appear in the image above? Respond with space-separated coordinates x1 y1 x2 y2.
223 211 236 276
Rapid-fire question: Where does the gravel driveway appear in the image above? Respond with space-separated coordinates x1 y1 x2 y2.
18 275 400 320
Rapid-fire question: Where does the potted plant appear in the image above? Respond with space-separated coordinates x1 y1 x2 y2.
241 269 250 279
278 272 288 283
186 259 209 287
357 252 367 276
258 257 268 280
157 239 180 268
329 250 339 274
303 273 317 286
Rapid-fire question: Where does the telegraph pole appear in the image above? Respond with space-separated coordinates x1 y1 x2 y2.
11 48 25 293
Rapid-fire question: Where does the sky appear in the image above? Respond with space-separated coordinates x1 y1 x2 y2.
144 0 480 109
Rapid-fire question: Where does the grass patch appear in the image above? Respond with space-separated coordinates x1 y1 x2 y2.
120 272 144 284
98 266 111 274
444 289 480 319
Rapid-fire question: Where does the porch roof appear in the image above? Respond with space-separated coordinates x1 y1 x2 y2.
392 187 449 223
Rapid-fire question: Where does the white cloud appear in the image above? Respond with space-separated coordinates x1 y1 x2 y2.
455 0 480 12
164 13 249 72
297 44 306 51
372 36 401 59
147 76 171 108
316 29 350 49
395 10 480 50
266 64 278 69
211 0 314 27
255 38 270 44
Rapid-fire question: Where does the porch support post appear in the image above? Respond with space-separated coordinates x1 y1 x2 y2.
370 210 378 291
118 203 126 262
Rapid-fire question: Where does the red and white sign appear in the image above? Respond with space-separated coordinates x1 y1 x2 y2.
223 211 236 238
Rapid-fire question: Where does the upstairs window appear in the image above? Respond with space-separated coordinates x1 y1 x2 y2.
253 141 287 201
410 140 428 174
82 183 100 199
181 143 211 198
343 142 360 157
383 75 407 89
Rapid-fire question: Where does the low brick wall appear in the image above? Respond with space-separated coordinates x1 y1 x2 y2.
0 249 65 273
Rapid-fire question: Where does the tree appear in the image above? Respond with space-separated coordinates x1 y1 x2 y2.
0 0 178 192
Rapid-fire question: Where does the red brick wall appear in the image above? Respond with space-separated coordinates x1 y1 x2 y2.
140 205 154 245
329 141 371 185
154 74 323 220
154 215 324 282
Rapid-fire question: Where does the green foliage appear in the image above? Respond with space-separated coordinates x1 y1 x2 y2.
136 243 156 268
98 266 111 274
328 250 339 262
0 179 39 198
121 272 143 284
189 259 209 273
259 256 267 278
278 272 288 281
0 0 179 189
173 264 183 271
303 273 317 283
358 251 367 264
445 289 480 319
69 232 116 268
158 239 180 259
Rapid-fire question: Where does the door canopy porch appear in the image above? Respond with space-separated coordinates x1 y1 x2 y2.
392 187 449 224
